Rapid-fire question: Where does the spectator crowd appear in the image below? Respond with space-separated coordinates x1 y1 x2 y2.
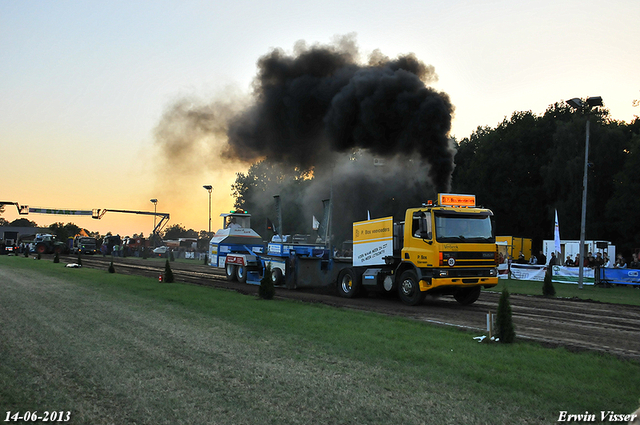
498 250 640 270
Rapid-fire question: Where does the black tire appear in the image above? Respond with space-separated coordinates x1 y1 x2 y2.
337 268 359 298
454 286 481 305
236 265 248 283
398 270 426 306
271 267 284 286
35 244 46 254
225 263 236 281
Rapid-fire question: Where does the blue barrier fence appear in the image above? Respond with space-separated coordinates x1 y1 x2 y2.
599 268 640 286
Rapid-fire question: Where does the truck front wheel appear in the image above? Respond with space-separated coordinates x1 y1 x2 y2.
398 270 426 306
454 287 481 305
337 268 359 298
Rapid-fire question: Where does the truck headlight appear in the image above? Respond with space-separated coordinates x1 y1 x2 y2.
489 268 497 277
438 270 448 277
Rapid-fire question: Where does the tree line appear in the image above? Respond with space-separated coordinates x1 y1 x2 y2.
452 102 639 255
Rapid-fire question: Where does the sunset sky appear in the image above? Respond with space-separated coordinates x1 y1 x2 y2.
1 0 638 237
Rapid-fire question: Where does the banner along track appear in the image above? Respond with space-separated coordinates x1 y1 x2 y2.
60 254 640 360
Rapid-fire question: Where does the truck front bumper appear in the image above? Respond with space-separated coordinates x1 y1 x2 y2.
418 267 499 292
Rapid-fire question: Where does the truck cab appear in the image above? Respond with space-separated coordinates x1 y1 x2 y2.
347 194 498 305
398 201 497 302
73 236 98 255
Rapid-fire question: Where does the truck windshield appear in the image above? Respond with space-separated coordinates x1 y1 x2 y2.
435 213 494 243
224 215 251 229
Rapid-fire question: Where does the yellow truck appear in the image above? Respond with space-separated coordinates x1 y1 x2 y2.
338 193 499 305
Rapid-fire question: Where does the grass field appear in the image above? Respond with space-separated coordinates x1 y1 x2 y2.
1 255 640 424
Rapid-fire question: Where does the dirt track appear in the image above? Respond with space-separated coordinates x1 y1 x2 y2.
65 255 640 360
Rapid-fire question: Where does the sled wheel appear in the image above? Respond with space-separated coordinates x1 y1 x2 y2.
225 263 236 281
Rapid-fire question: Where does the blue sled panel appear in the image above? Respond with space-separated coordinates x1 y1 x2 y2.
246 270 262 285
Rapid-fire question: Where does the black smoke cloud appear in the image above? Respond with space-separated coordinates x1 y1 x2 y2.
224 38 455 192
153 36 456 240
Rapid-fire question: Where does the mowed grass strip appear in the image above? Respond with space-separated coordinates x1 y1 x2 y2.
1 256 639 425
487 277 640 306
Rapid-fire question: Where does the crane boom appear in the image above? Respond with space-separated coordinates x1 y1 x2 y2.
0 201 29 215
1 202 170 235
92 209 170 235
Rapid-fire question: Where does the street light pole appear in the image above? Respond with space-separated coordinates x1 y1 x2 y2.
150 198 158 246
578 119 590 290
203 185 213 234
565 96 603 289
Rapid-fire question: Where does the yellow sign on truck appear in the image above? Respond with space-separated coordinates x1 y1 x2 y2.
353 217 393 266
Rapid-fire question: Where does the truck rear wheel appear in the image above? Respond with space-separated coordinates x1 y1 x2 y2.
398 270 426 306
236 265 248 283
337 268 359 298
225 263 236 281
454 287 481 305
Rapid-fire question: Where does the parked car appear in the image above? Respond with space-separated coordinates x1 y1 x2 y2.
152 246 169 258
5 242 17 255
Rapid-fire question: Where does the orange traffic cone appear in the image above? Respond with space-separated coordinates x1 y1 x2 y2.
159 274 163 283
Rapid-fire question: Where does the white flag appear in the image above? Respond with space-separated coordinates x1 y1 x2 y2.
554 209 561 255
312 215 320 230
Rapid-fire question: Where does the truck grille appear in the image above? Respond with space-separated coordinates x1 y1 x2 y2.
441 251 495 267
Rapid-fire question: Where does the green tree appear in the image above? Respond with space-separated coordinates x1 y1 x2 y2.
542 268 556 297
164 259 174 283
0 204 8 226
198 230 213 240
259 263 275 300
542 111 628 243
605 130 640 253
452 102 635 252
163 224 198 240
496 288 515 343
9 218 39 227
453 110 559 242
231 160 313 237
48 222 81 246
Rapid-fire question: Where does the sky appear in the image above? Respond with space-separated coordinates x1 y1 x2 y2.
1 0 638 237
